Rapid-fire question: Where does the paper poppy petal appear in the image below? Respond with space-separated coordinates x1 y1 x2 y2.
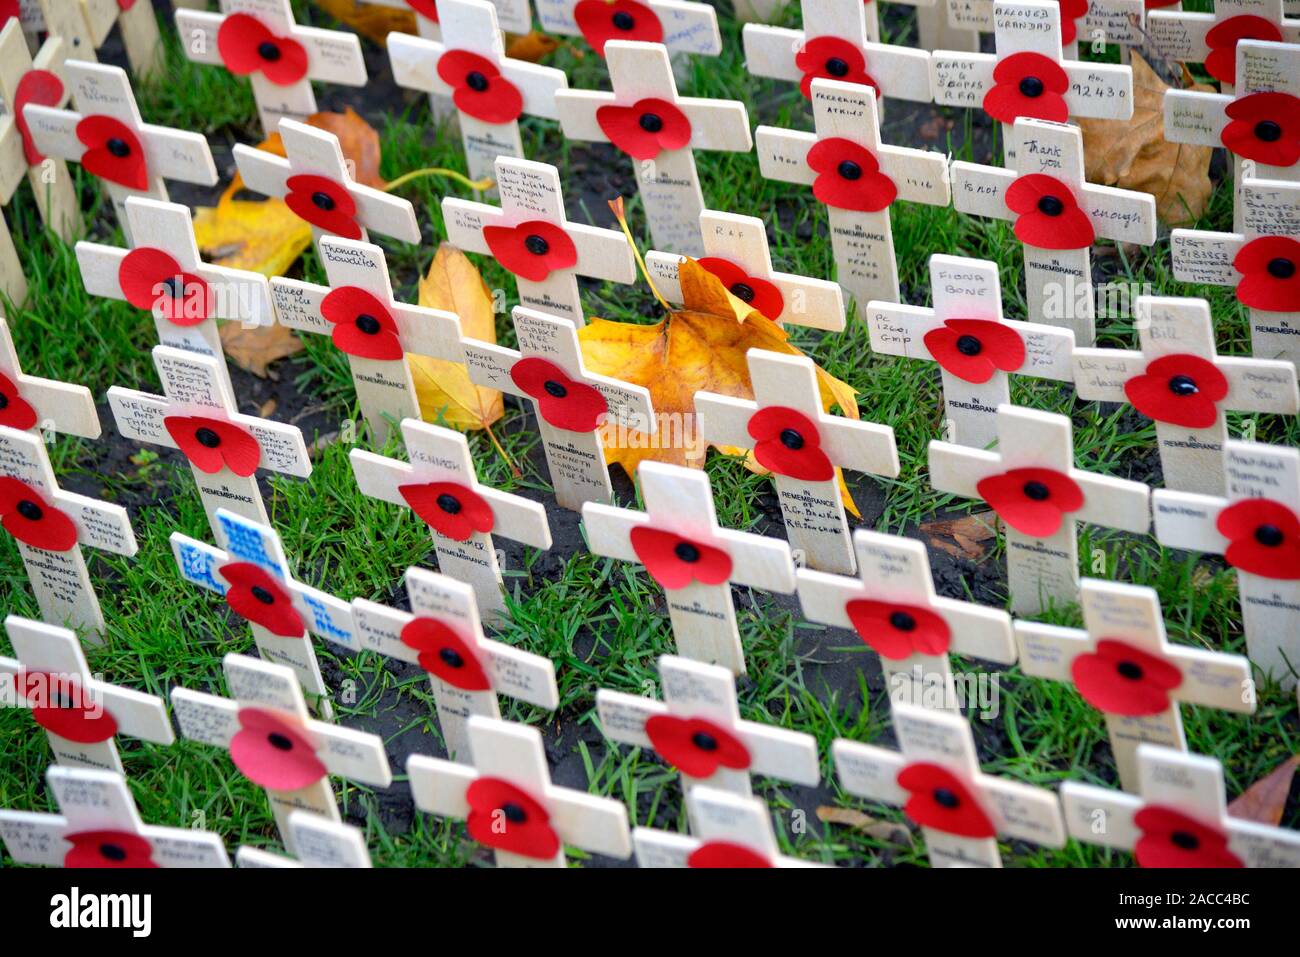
217 14 308 85
688 842 773 868
1004 173 1095 250
398 480 495 542
1216 498 1300 580
697 258 785 320
629 526 733 590
845 599 951 660
229 707 326 790
65 830 157 869
484 220 579 282
923 318 1027 384
1222 92 1300 167
574 0 663 56
983 52 1070 123
284 174 362 239
15 69 64 166
320 285 404 360
645 714 751 778
897 761 996 838
0 372 38 431
0 477 78 551
465 777 561 859
806 137 896 212
400 617 492 690
219 561 305 637
975 467 1084 538
794 35 876 99
596 98 692 161
118 247 211 328
405 0 439 20
164 415 262 477
1233 235 1300 312
17 671 119 743
1133 805 1244 868
437 49 523 124
76 115 148 190
1123 353 1228 429
1205 16 1283 86
510 356 608 432
747 406 834 481
1070 638 1182 716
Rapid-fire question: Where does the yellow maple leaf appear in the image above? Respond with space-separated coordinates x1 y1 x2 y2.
193 195 311 278
313 0 416 46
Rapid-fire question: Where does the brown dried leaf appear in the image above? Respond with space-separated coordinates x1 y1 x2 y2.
505 30 560 62
921 512 998 559
306 107 386 189
218 323 304 379
312 0 416 46
816 806 911 844
1228 755 1299 826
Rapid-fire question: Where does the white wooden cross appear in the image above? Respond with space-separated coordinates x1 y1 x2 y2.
554 39 752 257
866 254 1076 449
407 714 632 867
76 196 276 394
176 0 367 137
79 0 165 78
644 209 847 331
0 424 136 642
22 60 217 244
1073 295 1299 496
583 461 796 674
934 0 1146 58
269 235 463 446
928 403 1151 615
1062 743 1300 867
1170 177 1299 368
0 315 99 440
596 654 820 796
0 111 27 305
535 0 721 59
694 349 899 574
349 418 551 622
755 77 950 306
389 0 568 184
0 614 172 773
171 652 392 852
1154 439 1300 688
13 0 99 68
442 155 637 327
171 507 360 717
796 529 1016 712
352 567 559 760
951 118 1157 345
461 305 654 511
0 765 231 868
236 811 371 867
833 700 1066 867
1013 578 1253 792
233 118 420 249
1149 0 1300 95
108 346 312 538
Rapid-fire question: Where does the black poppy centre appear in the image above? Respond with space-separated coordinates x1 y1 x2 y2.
0 393 10 410
691 731 718 752
543 379 568 398
501 801 528 823
612 10 636 30
355 313 382 335
889 610 917 632
311 191 335 211
1254 120 1282 143
779 428 805 450
524 234 550 256
436 493 462 515
267 732 294 751
1018 76 1045 99
438 646 465 669
99 842 128 862
258 41 281 62
1037 195 1065 216
1167 374 1199 396
1170 830 1200 850
106 137 131 158
1116 660 1144 681
837 160 862 181
1254 523 1285 547
16 499 43 522
195 427 222 449
730 282 755 302
639 112 664 133
932 787 960 809
825 57 850 78
466 71 490 93
1267 257 1296 279
956 334 983 356
674 541 700 563
1022 480 1051 501
250 585 276 605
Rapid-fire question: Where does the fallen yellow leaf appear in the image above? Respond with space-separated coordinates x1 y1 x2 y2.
193 196 312 277
505 30 560 62
313 0 416 46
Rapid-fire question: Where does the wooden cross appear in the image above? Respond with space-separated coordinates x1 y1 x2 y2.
951 117 1157 345
0 315 99 440
107 346 312 538
797 529 1016 710
176 0 367 137
583 461 796 674
833 700 1066 867
535 0 721 58
76 196 277 394
596 654 820 796
79 0 165 78
1154 439 1300 689
0 424 136 642
0 614 173 773
388 0 568 184
270 236 463 446
1014 578 1253 792
933 0 1146 58
171 653 391 852
865 254 1076 448
461 305 654 511
0 765 231 868
442 155 637 327
232 118 420 249
755 77 950 306
407 714 632 867
0 110 26 305
554 39 752 257
351 567 559 760
349 418 552 622
236 811 371 867
928 403 1151 615
1149 0 1300 95
644 209 847 331
368 0 535 40
1073 295 1299 496
12 0 99 66
21 60 217 244
694 349 899 574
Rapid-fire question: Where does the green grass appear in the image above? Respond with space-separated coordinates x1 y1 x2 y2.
1 0 1297 868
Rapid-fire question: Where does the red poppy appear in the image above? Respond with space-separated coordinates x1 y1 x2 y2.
845 599 951 661
510 357 607 432
1145 0 1178 7
1205 16 1282 87
216 12 309 86
400 617 491 691
596 97 692 160
1221 92 1300 167
896 761 995 838
1070 638 1183 716
229 707 326 790
1215 498 1300 580
574 0 663 56
0 0 18 26
922 319 1026 384
465 776 561 859
284 174 362 239
1055 0 1088 45
806 137 896 212
64 831 158 869
75 114 147 190
975 467 1084 537
1123 353 1228 429
14 670 118 744
698 258 784 321
1233 235 1300 312
483 220 578 282
793 36 877 100
398 480 495 542
118 0 136 8
628 527 733 590
163 415 261 477
219 561 305 637
0 477 78 552
644 714 751 778
688 841 773 868
0 372 38 431
1004 173 1095 250
14 69 64 166
982 52 1070 124
1133 805 1243 868
437 50 523 125
118 247 211 328
405 0 439 21
319 286 403 360
747 406 833 481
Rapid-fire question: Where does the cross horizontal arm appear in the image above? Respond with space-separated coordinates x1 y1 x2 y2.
1218 357 1299 414
1070 472 1150 533
24 106 218 186
1152 489 1227 553
743 27 933 102
1163 89 1231 147
832 738 907 804
876 146 952 206
1071 347 1146 402
980 776 1067 846
1060 781 1140 849
738 721 820 784
928 442 1002 497
1163 645 1254 713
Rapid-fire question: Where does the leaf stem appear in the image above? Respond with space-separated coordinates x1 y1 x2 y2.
607 197 672 312
384 167 495 194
